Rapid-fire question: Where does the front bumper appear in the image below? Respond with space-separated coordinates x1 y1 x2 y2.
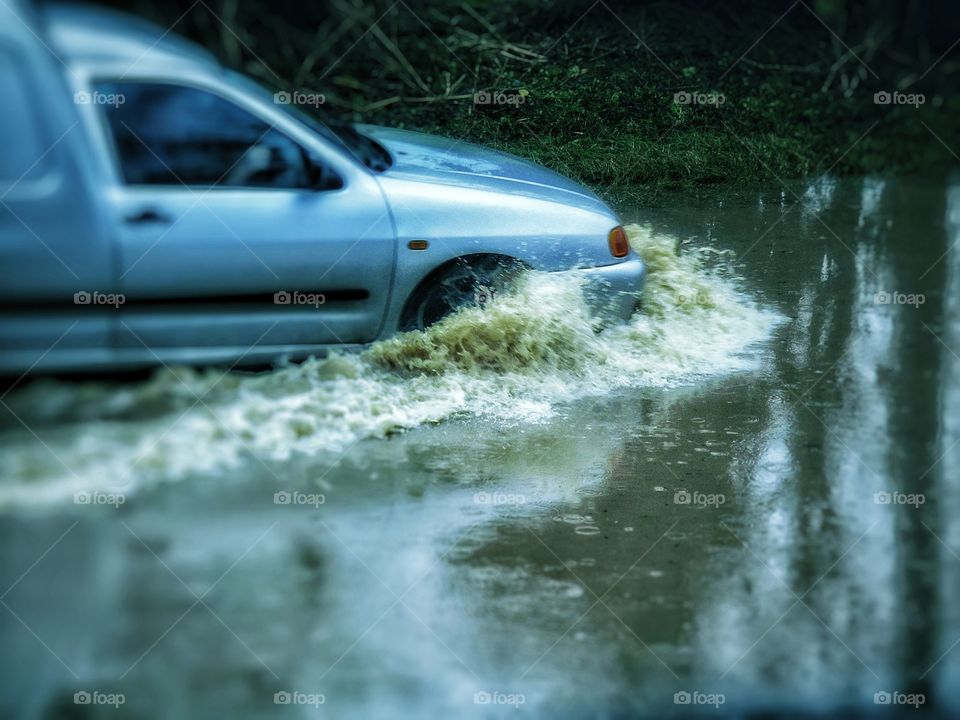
560 256 646 325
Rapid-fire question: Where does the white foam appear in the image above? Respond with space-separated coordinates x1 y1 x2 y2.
0 224 783 506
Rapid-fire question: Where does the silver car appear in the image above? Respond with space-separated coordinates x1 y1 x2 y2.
0 2 645 373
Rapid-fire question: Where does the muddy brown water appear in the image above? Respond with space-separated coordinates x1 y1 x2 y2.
1 176 958 719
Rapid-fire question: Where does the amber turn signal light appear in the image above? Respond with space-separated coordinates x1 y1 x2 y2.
608 226 629 258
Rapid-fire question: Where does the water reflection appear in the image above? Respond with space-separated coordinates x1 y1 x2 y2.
452 176 958 715
2 177 959 719
933 184 960 708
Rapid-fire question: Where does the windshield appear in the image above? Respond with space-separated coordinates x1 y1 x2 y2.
230 72 392 172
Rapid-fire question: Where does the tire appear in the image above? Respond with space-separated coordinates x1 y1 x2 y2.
401 256 524 331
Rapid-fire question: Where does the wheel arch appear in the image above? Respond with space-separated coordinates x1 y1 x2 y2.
398 253 530 332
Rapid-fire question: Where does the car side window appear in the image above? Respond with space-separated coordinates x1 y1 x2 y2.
95 81 317 189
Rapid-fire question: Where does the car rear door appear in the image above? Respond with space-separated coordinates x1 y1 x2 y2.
0 1 116 372
92 78 395 353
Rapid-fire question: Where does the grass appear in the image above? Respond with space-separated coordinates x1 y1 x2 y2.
109 0 960 210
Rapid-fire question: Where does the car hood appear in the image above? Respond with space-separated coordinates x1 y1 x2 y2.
355 124 611 214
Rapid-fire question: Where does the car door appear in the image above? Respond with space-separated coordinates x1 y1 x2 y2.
93 79 395 352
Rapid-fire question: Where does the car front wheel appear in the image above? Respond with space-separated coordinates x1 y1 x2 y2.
401 256 524 331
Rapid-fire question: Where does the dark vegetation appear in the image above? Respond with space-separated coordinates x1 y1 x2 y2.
100 0 960 208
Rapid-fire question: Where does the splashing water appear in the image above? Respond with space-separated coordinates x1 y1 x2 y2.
0 225 782 505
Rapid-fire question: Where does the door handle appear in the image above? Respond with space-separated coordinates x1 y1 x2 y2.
125 208 170 224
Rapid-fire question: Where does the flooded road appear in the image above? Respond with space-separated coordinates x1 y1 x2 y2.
1 176 958 718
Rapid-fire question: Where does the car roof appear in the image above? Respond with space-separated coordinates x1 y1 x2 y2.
42 2 220 70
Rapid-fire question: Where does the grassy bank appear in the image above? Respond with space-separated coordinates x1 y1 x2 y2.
110 0 960 208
